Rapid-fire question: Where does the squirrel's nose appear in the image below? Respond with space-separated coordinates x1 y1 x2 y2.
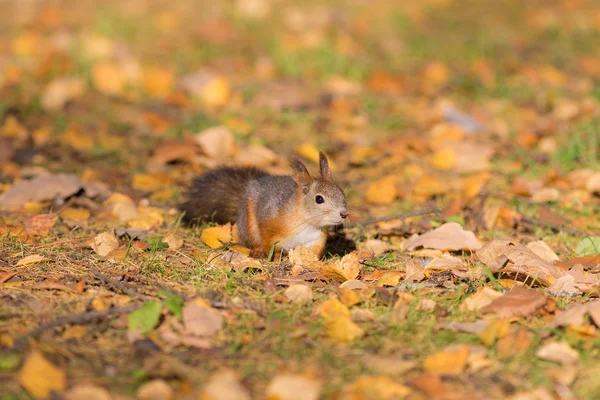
340 209 348 219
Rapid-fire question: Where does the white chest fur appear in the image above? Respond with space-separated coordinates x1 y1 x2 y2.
279 225 324 251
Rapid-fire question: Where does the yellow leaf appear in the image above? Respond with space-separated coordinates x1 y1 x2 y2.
479 319 511 347
64 127 94 151
92 62 126 96
61 325 88 340
430 147 458 171
423 345 470 375
339 288 361 307
201 224 233 248
266 374 322 400
127 207 164 230
143 67 175 98
19 351 66 399
12 32 39 56
326 314 364 343
341 375 412 399
132 173 172 192
377 271 402 287
200 76 231 107
294 143 321 164
15 255 47 267
366 176 397 204
463 173 490 200
1 115 27 139
60 208 90 221
316 296 350 320
412 175 446 198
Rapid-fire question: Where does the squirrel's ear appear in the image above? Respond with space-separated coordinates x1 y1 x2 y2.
319 152 332 181
290 158 313 194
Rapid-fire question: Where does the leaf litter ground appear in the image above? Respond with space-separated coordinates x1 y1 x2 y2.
1 0 600 399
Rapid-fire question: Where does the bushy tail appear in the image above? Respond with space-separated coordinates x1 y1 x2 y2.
180 167 269 225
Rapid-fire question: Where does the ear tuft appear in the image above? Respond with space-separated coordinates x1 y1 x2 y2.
319 152 332 181
290 157 313 194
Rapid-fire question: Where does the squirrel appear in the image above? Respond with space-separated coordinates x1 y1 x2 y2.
181 152 348 258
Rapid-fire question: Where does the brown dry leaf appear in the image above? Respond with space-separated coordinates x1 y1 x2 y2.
182 299 224 337
404 222 481 251
289 246 320 271
15 254 47 267
234 144 278 167
536 341 579 365
149 139 198 165
424 253 465 271
64 384 111 400
336 252 360 280
526 240 560 261
411 174 447 198
460 287 503 312
404 261 426 283
364 356 417 376
340 375 411 399
91 231 120 257
19 351 66 399
143 67 175 98
266 374 322 400
92 62 126 96
365 176 397 204
0 174 87 210
41 77 86 111
163 232 183 250
477 239 567 286
194 126 236 160
423 345 470 375
496 328 533 358
481 286 547 318
23 213 58 237
201 224 233 249
284 284 313 304
360 239 391 257
351 308 375 322
550 300 600 328
201 369 251 400
136 379 173 400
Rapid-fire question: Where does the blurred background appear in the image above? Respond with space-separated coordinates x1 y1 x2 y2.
1 0 599 217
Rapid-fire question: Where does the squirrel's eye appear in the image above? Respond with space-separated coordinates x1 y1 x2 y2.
315 195 325 204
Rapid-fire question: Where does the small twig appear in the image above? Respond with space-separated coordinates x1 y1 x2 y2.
91 268 146 299
11 305 139 351
350 207 440 227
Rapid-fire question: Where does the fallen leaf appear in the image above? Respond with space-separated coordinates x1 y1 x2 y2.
163 232 183 250
19 351 66 399
136 379 173 400
179 71 231 107
423 345 470 375
201 370 251 400
546 275 580 297
404 222 481 251
351 308 375 322
194 126 236 160
15 254 47 267
496 328 532 358
182 299 223 336
41 77 86 111
365 176 397 204
294 143 321 165
339 375 411 399
460 287 503 312
23 214 58 236
477 239 567 286
143 67 175 98
526 240 560 261
266 374 322 400
316 296 350 320
575 237 600 256
326 314 364 343
128 301 162 334
364 356 416 376
284 284 313 304
550 300 600 328
201 224 233 248
336 252 360 280
536 341 579 365
0 174 97 210
481 286 547 318
92 62 126 96
64 384 111 400
404 261 426 283
91 232 120 257
479 319 511 347
339 288 361 307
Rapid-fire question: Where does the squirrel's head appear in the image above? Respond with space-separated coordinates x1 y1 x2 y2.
290 152 348 227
